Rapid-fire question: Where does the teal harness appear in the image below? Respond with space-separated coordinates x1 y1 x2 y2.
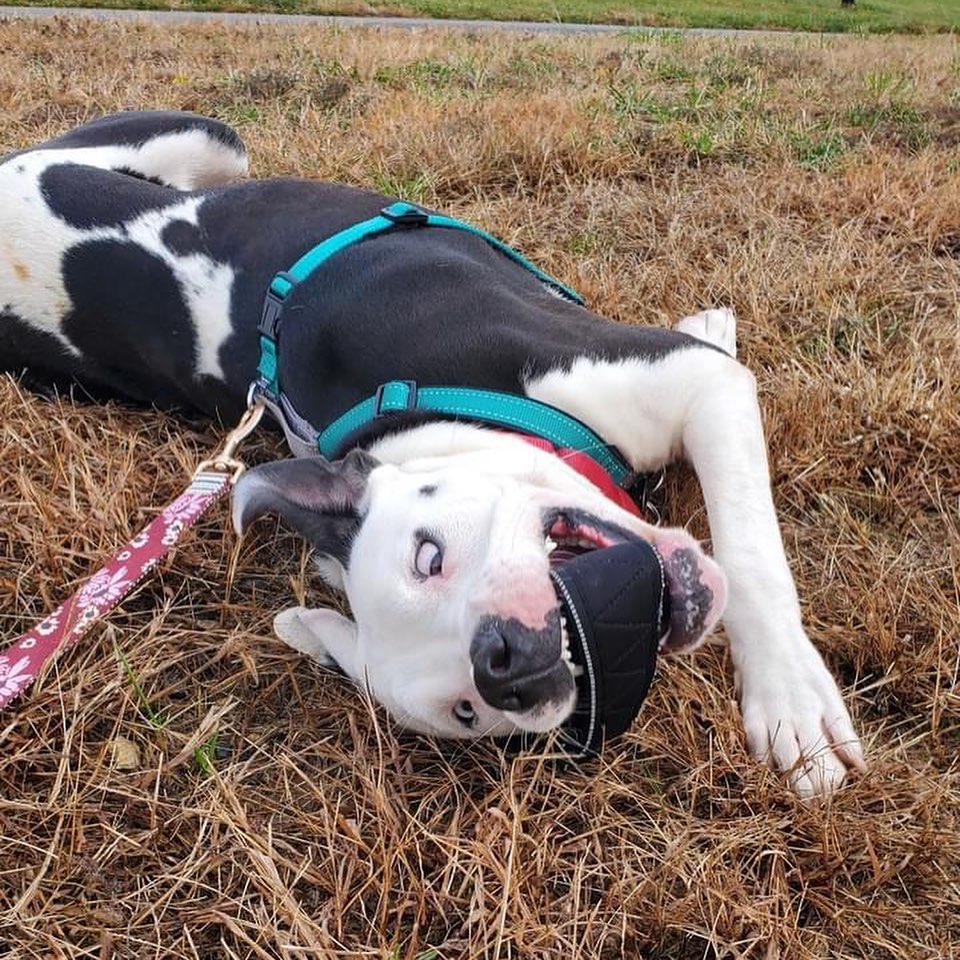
252 201 639 491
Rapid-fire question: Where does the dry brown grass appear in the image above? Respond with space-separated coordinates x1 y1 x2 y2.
1 18 959 959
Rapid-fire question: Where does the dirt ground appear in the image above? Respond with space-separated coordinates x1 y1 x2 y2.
1 18 958 959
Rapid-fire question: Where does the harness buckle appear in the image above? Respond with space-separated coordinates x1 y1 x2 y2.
380 202 429 228
374 380 419 416
260 272 301 338
259 289 285 339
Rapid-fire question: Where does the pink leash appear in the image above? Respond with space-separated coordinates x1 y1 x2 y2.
0 401 265 710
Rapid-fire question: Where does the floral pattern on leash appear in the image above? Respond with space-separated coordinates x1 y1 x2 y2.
0 472 231 710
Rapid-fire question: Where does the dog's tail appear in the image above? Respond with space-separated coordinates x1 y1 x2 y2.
17 111 248 190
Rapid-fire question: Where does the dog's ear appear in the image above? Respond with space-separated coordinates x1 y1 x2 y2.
232 450 379 563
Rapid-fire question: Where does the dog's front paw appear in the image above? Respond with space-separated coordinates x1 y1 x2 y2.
675 307 738 358
737 642 865 798
273 606 341 668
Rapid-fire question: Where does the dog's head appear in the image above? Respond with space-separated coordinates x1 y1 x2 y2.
232 442 726 741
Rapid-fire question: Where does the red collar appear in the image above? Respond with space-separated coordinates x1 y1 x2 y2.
514 434 643 518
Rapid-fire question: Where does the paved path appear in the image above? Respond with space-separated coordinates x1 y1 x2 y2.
0 5 797 39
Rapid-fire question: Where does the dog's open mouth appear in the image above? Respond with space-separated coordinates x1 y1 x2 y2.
543 510 646 675
543 507 726 657
544 507 665 648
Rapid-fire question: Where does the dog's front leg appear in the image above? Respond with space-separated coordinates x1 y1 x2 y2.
527 314 864 794
681 346 865 796
273 607 360 679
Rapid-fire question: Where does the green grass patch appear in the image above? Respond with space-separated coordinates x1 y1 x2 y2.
371 171 432 202
193 728 221 775
790 125 848 169
12 0 960 34
115 639 167 730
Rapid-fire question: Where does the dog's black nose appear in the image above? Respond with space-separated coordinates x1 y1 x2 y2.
470 613 572 712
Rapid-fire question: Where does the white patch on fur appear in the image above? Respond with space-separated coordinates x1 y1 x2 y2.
121 196 234 380
273 606 342 667
524 351 698 473
34 127 247 190
341 457 571 739
112 127 248 190
1 151 82 354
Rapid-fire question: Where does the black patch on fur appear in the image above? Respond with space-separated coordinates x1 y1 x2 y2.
41 163 175 230
662 547 712 642
0 308 79 387
419 484 437 497
162 219 207 257
470 610 573 712
116 166 167 187
59 239 199 406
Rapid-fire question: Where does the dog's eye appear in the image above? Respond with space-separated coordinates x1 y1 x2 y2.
414 538 443 578
453 700 476 727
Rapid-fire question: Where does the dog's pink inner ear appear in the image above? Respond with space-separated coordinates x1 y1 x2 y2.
232 450 379 563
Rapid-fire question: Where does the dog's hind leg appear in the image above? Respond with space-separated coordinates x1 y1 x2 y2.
0 112 246 396
14 111 248 190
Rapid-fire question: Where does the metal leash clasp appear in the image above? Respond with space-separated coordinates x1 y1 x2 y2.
194 399 266 484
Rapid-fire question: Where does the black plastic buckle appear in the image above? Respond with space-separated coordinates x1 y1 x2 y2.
259 290 284 339
380 204 429 228
258 272 299 338
373 380 419 417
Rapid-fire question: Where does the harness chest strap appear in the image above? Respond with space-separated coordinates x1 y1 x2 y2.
315 379 639 490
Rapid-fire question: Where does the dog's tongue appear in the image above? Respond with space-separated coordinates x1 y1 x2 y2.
549 541 667 757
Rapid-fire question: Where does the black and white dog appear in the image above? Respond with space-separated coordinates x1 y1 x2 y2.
0 112 864 795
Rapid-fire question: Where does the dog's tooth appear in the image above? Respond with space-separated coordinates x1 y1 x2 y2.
558 616 583 677
545 536 558 554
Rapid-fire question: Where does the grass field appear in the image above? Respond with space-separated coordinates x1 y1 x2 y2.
1 18 959 960
10 0 960 34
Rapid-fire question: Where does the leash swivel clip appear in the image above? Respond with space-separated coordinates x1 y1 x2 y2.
194 399 266 484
